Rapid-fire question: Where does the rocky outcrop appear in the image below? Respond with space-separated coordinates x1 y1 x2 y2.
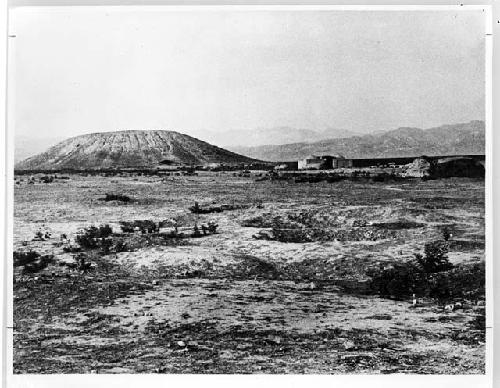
403 156 485 179
434 157 485 178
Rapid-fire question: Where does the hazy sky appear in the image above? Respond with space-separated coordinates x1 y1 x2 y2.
10 7 485 139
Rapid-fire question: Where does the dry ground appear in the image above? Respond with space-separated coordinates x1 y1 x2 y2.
12 173 485 373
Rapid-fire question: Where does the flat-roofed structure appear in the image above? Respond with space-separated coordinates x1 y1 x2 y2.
298 155 353 170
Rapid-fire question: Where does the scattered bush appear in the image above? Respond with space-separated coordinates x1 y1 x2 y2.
206 222 218 234
415 240 452 273
40 175 54 184
270 219 313 243
241 214 277 228
113 239 129 253
368 241 485 303
13 250 53 273
102 193 131 202
33 230 51 240
74 253 93 271
75 225 113 249
99 238 113 254
426 261 485 301
229 254 280 280
13 250 40 267
189 202 248 214
368 261 426 298
120 220 158 234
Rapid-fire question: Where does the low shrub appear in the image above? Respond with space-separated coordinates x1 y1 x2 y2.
75 225 113 249
74 253 93 271
13 250 53 273
241 214 277 228
189 202 248 214
368 261 426 298
229 254 280 280
368 240 469 301
103 193 131 202
113 239 129 253
415 240 452 273
427 261 485 301
13 250 40 267
120 220 158 234
270 219 313 243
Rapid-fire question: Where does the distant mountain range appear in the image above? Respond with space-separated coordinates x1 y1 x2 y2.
190 126 360 147
15 130 259 170
14 120 485 169
228 121 485 161
14 136 65 163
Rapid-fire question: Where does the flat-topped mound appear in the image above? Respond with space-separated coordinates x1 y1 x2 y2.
15 130 260 170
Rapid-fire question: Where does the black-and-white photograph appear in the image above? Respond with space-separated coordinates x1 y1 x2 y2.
7 4 490 377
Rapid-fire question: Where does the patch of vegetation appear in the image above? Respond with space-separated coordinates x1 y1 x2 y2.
369 240 484 302
254 219 397 243
189 201 249 214
268 218 313 243
227 254 280 280
369 240 454 300
13 250 41 267
368 260 426 298
102 193 131 202
40 175 54 184
13 250 54 273
426 262 485 301
120 220 159 234
113 239 129 253
415 240 452 273
241 214 278 228
448 239 485 251
371 220 425 230
75 225 113 250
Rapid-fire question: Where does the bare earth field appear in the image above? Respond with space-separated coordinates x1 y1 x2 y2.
12 173 485 374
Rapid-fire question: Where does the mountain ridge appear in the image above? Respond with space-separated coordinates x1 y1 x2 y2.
228 121 485 161
190 126 360 147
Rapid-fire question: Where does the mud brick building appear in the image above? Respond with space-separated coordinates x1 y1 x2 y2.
298 154 353 170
